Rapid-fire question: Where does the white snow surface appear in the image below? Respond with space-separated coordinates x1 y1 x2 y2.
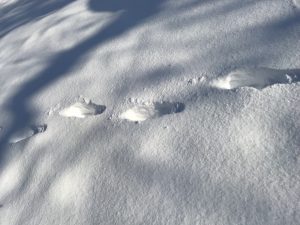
59 98 106 118
0 0 300 224
211 68 300 90
7 125 46 144
120 101 184 122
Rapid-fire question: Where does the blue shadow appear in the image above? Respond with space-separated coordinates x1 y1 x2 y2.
0 0 165 166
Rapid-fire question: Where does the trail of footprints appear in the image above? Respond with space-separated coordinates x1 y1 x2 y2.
3 67 299 144
3 99 185 144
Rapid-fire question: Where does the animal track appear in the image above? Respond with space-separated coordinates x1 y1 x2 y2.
8 124 47 144
211 68 300 90
59 98 106 118
120 101 185 122
47 103 61 116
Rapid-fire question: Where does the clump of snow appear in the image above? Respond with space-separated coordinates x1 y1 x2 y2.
211 68 300 90
120 102 185 122
59 98 106 118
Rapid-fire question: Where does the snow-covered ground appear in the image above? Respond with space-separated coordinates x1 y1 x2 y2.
0 0 299 224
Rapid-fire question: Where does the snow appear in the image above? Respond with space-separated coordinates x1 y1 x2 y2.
0 0 17 7
0 0 300 224
119 102 184 122
293 0 300 8
211 68 300 90
59 97 106 118
7 124 46 144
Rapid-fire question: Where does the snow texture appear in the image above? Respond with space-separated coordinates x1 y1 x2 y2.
211 68 300 90
59 98 106 118
293 0 300 8
120 102 185 122
8 125 46 144
0 0 300 225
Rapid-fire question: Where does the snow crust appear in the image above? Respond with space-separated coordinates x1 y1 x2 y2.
0 0 299 224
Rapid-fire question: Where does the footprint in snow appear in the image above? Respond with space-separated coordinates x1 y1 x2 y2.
211 68 300 90
59 98 106 118
120 101 185 122
8 124 47 144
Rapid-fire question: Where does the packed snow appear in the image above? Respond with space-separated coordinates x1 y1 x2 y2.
7 124 46 144
119 101 184 122
59 97 106 118
0 0 299 225
211 68 300 90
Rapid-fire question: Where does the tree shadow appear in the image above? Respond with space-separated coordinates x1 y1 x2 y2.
0 0 76 39
0 0 167 166
1 1 299 223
